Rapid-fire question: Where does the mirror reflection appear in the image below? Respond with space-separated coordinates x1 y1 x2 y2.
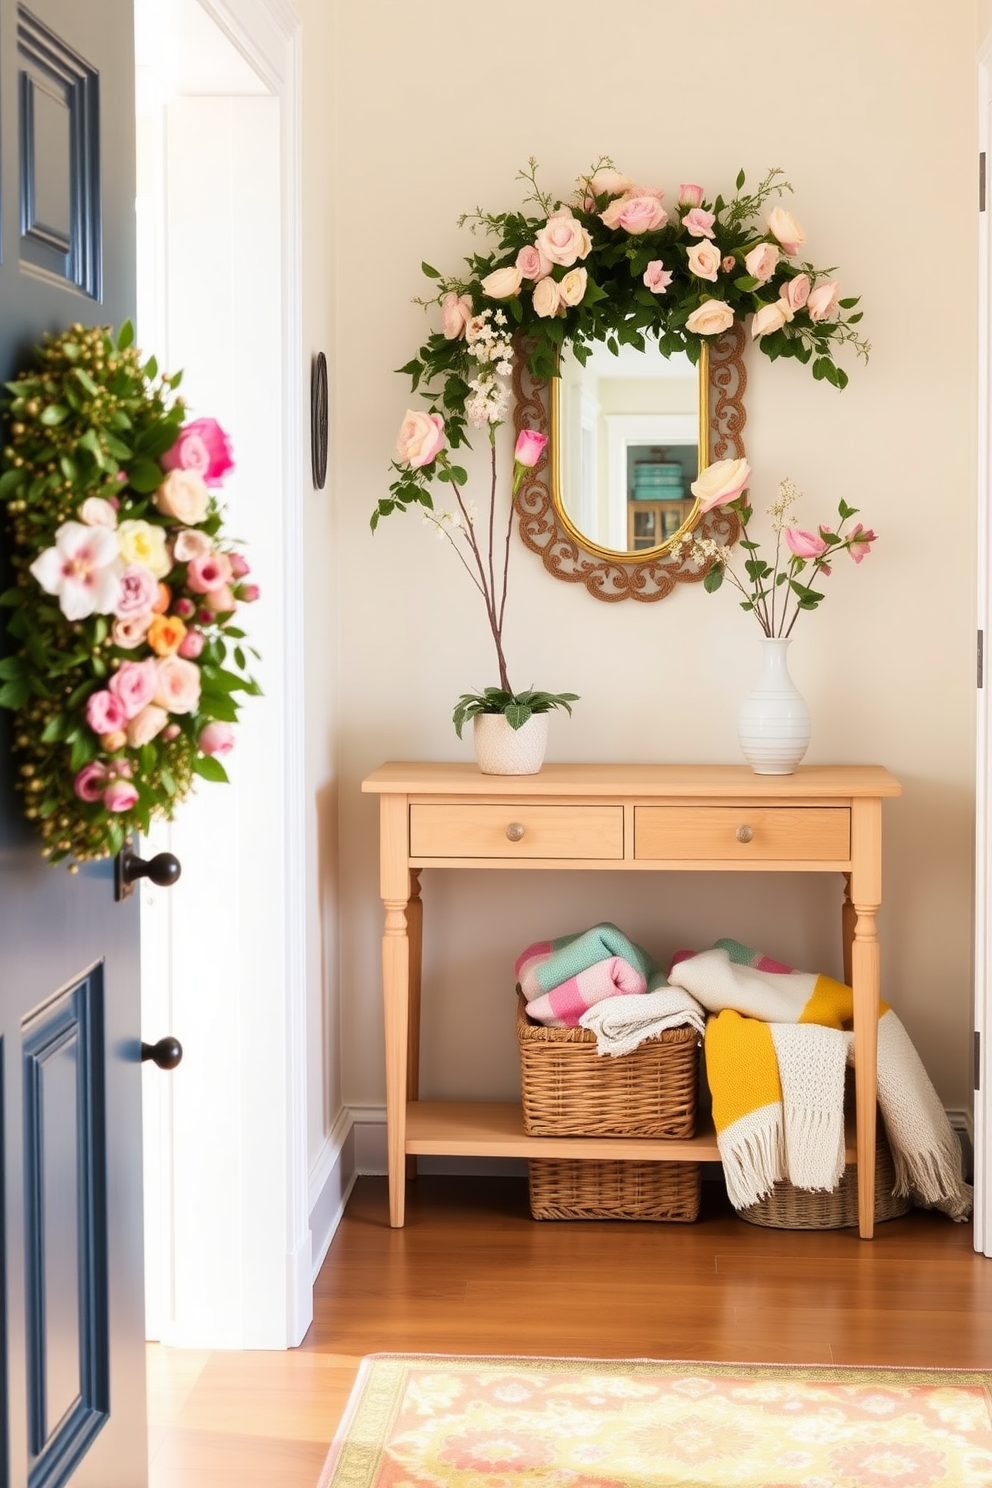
551 339 709 559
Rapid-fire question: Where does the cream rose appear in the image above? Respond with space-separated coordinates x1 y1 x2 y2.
767 207 806 257
690 457 752 512
558 267 588 308
744 243 779 282
154 469 210 526
126 703 169 748
173 528 213 562
686 240 721 282
532 276 562 318
78 496 118 528
153 655 202 715
580 167 631 207
534 214 592 267
117 519 171 579
685 300 735 336
480 264 522 299
751 302 789 339
807 279 841 322
395 409 445 468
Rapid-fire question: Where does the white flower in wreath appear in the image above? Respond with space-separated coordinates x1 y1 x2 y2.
29 521 123 621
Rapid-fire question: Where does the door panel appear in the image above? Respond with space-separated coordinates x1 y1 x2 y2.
0 3 146 1485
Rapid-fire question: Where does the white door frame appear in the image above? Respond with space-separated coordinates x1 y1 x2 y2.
974 37 991 1255
137 0 309 1345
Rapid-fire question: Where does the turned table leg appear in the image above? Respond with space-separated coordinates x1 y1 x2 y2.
850 799 883 1241
405 870 423 1181
380 795 412 1227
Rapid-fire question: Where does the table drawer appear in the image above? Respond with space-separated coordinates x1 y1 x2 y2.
634 806 850 862
410 804 624 859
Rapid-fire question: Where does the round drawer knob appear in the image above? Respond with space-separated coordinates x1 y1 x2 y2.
736 824 754 844
505 822 526 842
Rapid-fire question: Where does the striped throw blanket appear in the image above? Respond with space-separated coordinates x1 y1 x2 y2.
515 923 703 1038
668 939 972 1221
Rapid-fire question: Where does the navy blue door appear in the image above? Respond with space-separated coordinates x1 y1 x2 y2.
0 4 147 1486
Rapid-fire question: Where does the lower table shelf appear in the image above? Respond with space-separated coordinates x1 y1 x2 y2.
404 1102 860 1165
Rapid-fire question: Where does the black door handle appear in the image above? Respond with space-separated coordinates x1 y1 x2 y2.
115 838 182 900
140 1036 183 1070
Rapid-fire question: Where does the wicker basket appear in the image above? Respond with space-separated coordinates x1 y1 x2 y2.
516 991 700 1138
529 1157 702 1222
738 1118 912 1229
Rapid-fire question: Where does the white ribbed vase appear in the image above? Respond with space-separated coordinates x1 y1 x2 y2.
473 713 548 775
737 637 811 776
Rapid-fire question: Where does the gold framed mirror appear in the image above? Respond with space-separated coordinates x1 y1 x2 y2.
513 324 747 603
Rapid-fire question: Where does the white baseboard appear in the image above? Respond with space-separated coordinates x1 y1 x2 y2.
308 1106 358 1281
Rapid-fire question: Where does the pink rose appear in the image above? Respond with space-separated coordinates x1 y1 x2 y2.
766 206 806 257
78 496 118 528
480 264 522 299
600 194 667 234
751 301 789 339
103 780 139 814
395 409 445 469
126 703 169 748
513 430 548 469
86 689 128 735
532 276 562 318
690 457 752 512
643 260 673 294
848 523 877 563
678 183 704 207
721 255 736 273
161 418 235 487
206 585 236 613
173 529 213 563
154 468 210 525
807 279 841 323
162 724 181 741
109 658 160 720
535 213 592 266
780 273 810 312
682 206 716 238
74 761 109 803
238 583 260 603
111 612 153 649
186 550 233 594
441 291 473 339
558 267 587 307
515 244 552 281
154 655 202 715
199 722 235 756
685 300 735 336
785 527 829 559
174 597 195 619
229 553 250 578
115 563 159 618
744 242 780 282
687 240 721 282
178 629 204 659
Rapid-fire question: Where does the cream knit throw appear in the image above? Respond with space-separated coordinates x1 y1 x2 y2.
578 988 706 1056
670 940 972 1220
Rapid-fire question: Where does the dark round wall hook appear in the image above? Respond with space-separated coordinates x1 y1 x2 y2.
115 838 182 901
140 1036 183 1070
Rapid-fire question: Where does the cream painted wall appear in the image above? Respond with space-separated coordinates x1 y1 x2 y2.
317 0 978 1130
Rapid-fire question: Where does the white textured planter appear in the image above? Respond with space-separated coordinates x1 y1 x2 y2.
473 713 548 775
737 637 811 776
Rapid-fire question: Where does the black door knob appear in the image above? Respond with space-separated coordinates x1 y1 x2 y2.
115 838 182 901
140 1036 183 1070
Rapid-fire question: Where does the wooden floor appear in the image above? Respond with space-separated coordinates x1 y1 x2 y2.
147 1173 992 1486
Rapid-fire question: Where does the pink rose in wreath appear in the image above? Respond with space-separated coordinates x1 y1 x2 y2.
161 417 235 487
74 761 109 803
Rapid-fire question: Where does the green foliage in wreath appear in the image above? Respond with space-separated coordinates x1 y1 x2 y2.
0 322 261 866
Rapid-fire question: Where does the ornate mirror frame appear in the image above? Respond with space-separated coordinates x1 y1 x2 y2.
513 323 746 603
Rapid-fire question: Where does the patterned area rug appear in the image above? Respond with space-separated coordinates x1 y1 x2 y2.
317 1354 992 1488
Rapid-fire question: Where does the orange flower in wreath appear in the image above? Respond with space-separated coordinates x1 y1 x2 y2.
147 614 187 656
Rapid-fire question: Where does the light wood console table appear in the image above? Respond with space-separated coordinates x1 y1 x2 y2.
362 763 902 1237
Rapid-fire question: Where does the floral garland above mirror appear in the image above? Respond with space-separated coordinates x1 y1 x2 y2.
379 160 868 603
0 323 261 866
